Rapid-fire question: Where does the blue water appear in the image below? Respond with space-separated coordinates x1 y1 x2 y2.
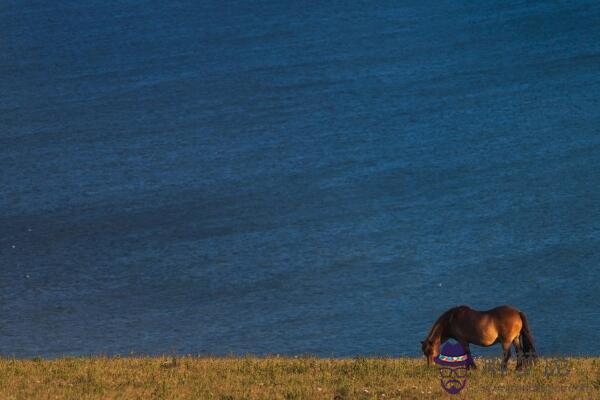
1 0 600 358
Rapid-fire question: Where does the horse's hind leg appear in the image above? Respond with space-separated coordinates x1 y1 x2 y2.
501 340 512 370
513 336 524 370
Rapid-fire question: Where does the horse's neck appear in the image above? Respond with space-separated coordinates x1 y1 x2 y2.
428 319 446 343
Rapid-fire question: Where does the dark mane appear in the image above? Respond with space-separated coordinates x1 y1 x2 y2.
426 305 468 341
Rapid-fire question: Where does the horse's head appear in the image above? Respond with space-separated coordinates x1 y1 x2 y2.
421 339 439 366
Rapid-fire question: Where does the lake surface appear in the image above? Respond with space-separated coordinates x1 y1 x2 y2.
1 0 600 358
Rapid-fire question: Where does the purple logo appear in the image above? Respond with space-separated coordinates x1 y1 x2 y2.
434 341 473 395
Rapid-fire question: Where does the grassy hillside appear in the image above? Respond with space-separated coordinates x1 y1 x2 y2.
0 356 598 399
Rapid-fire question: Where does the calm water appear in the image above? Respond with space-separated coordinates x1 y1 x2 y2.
1 0 600 358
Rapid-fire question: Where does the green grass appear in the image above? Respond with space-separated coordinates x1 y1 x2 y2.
0 356 597 399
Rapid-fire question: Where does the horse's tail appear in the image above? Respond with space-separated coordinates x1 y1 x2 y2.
519 311 537 360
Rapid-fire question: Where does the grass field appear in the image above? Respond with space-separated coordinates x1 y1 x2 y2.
0 356 598 399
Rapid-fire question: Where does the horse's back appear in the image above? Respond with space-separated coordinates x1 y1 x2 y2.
487 305 521 318
447 304 521 320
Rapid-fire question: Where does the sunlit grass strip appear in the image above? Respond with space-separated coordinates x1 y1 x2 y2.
0 356 598 399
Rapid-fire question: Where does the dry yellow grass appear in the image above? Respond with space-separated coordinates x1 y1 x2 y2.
0 356 598 399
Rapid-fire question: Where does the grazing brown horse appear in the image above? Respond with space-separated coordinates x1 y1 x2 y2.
421 305 536 370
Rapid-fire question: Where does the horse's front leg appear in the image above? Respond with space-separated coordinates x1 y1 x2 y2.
460 341 477 370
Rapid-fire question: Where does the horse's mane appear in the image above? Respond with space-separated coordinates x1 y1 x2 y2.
426 305 468 341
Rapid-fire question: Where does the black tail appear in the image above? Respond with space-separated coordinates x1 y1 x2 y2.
519 311 537 360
